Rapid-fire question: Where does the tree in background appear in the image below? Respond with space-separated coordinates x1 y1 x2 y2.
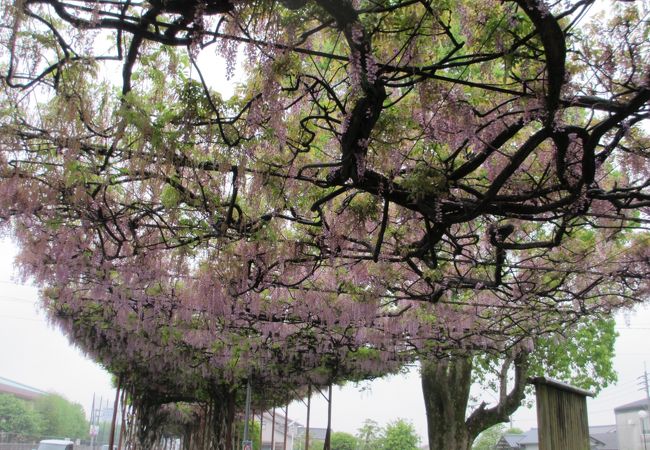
234 419 261 450
380 419 420 450
472 424 506 450
472 425 523 450
356 419 383 450
33 394 88 440
423 317 617 450
329 431 358 450
0 394 42 438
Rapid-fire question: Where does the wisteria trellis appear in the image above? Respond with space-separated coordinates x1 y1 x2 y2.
0 0 649 448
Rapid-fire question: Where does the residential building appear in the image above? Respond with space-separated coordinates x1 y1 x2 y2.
590 425 619 450
259 410 301 450
295 427 327 450
0 376 46 401
495 427 614 449
614 399 650 450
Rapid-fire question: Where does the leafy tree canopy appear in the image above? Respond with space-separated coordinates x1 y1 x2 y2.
356 418 383 450
34 394 88 440
0 394 42 437
380 419 421 450
472 424 506 450
421 316 617 450
329 431 359 450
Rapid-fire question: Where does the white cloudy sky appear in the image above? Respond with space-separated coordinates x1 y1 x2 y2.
1 235 649 443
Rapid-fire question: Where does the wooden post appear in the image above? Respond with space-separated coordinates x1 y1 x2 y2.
250 407 255 448
225 391 235 450
260 411 264 450
117 387 127 449
531 377 594 450
108 378 121 450
271 408 276 450
323 384 332 450
305 385 311 450
283 405 289 450
243 379 252 445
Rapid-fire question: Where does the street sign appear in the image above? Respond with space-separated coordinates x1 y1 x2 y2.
242 440 252 450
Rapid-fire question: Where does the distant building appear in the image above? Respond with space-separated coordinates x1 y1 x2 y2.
0 376 47 401
495 427 614 449
589 425 619 450
614 399 650 450
259 409 301 450
295 426 327 449
496 429 540 450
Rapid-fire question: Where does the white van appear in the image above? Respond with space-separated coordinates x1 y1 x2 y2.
34 439 74 450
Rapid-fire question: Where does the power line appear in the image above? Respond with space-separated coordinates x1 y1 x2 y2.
0 314 45 323
0 296 39 304
638 364 650 407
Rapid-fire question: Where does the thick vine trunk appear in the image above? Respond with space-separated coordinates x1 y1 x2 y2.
126 388 238 450
421 356 474 450
421 352 530 450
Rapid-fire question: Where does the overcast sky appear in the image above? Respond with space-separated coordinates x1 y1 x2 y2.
1 236 649 443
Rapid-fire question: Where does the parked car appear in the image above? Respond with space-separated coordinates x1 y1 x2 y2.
34 439 74 450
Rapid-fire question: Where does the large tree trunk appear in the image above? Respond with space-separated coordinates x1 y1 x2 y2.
421 356 474 450
421 352 530 450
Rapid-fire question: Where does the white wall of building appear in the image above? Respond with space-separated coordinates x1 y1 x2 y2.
615 409 649 450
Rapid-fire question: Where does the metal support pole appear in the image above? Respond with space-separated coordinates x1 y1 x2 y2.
96 397 103 449
243 378 252 443
90 394 96 450
640 363 650 450
283 405 288 450
271 408 276 450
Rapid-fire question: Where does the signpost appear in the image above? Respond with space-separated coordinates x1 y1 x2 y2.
531 377 594 450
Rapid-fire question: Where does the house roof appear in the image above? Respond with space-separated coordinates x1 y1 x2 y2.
497 426 618 449
495 433 524 449
0 376 47 401
261 409 302 429
517 428 539 444
589 425 617 434
530 377 595 397
590 431 619 450
614 399 650 413
296 427 328 441
500 433 526 446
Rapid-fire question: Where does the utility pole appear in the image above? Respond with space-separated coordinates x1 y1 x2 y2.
90 394 96 450
638 363 650 412
638 363 650 450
